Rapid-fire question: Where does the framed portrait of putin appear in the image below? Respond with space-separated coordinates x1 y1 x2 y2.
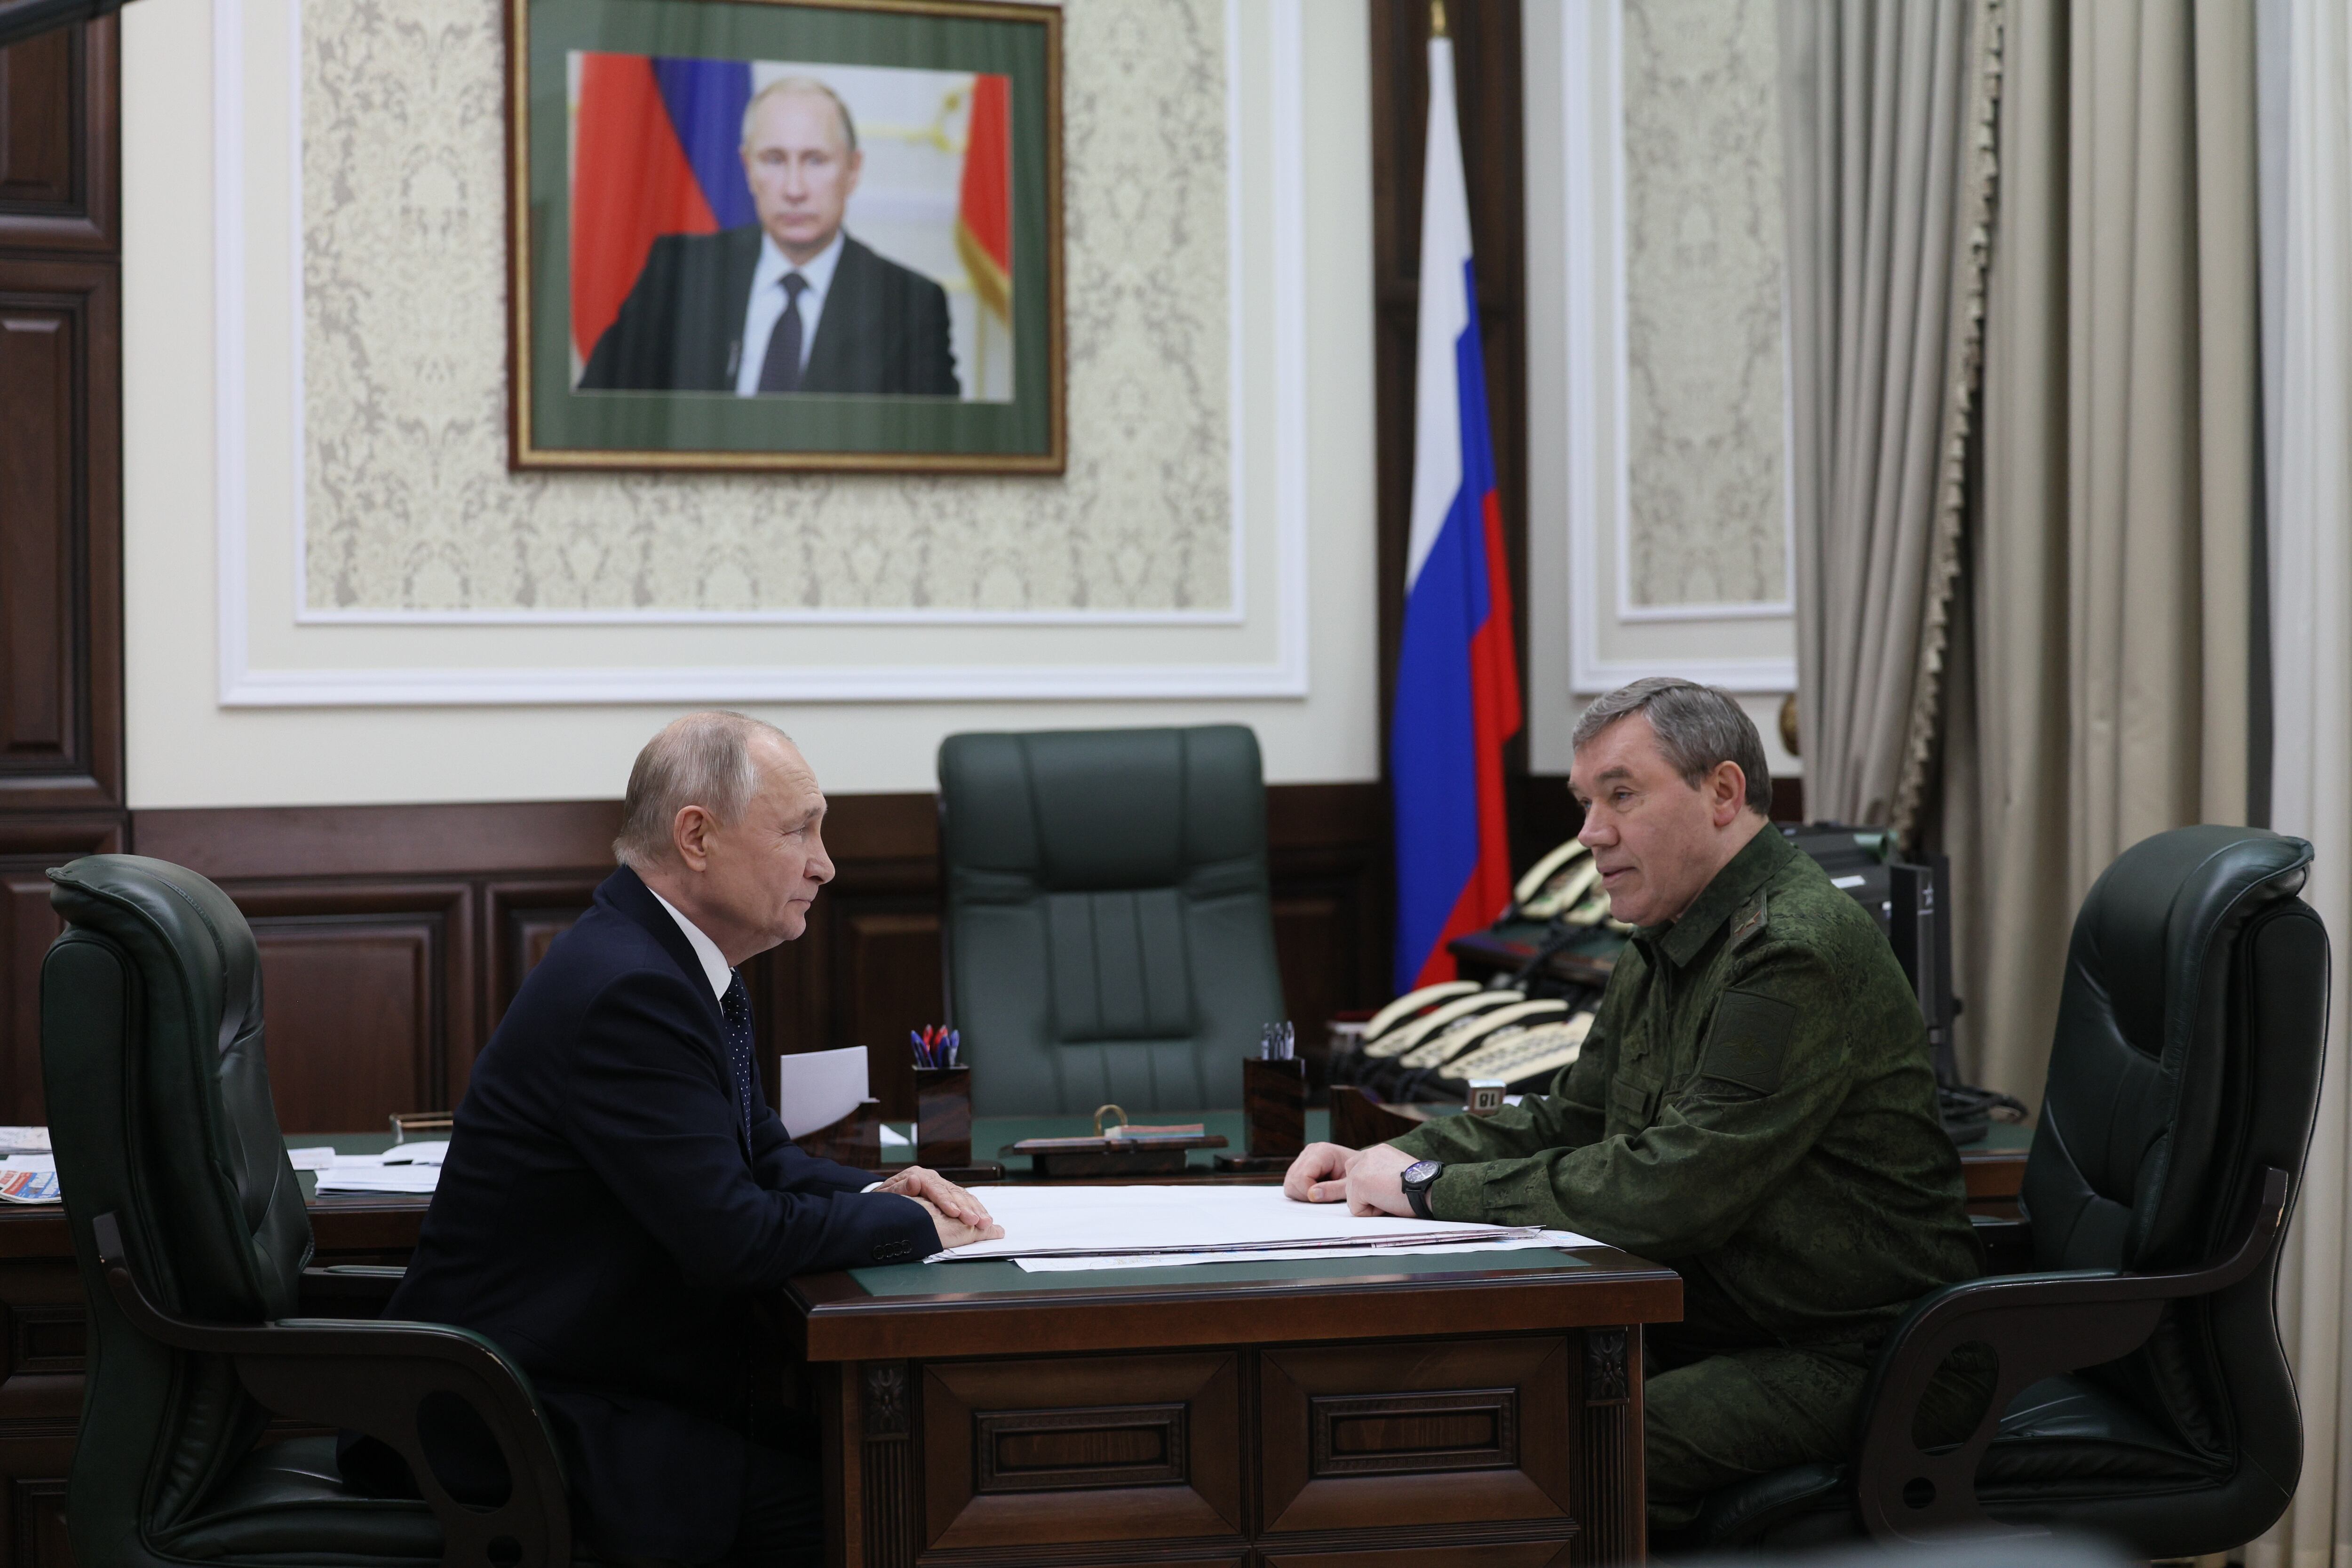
506 0 1064 472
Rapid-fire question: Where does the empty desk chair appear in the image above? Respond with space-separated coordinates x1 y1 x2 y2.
939 725 1287 1115
41 854 571 1568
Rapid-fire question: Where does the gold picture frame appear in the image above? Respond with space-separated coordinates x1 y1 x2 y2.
506 0 1065 473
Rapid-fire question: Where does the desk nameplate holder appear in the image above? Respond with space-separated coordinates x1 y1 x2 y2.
1003 1105 1227 1178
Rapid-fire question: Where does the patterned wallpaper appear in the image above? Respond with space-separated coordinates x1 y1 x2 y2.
1620 0 1789 608
299 0 1232 616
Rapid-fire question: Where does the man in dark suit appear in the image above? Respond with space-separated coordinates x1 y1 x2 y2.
353 712 1001 1565
580 76 960 398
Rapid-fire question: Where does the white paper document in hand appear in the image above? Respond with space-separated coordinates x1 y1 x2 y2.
778 1046 869 1138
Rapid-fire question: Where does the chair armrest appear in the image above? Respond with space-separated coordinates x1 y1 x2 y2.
1851 1167 2288 1546
298 1264 407 1315
93 1213 568 1568
1967 1216 2035 1275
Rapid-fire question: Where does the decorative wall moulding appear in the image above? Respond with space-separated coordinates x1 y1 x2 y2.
214 0 1309 703
1559 0 1796 695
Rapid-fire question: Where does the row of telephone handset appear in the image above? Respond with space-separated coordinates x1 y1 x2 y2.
1343 838 1627 1096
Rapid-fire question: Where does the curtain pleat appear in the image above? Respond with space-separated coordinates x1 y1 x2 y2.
1781 0 1990 834
2250 3 2352 1561
1939 0 2257 1104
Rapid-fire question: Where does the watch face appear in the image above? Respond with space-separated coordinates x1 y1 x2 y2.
1403 1160 1444 1188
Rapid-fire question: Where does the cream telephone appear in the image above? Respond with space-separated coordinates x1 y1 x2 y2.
1394 998 1572 1070
1441 1009 1596 1090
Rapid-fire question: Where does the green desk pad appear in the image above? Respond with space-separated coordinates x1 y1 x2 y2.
850 1247 1610 1297
1973 1121 2032 1154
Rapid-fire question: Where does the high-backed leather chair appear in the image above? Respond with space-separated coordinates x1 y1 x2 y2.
939 725 1287 1115
42 854 572 1568
1679 825 2329 1555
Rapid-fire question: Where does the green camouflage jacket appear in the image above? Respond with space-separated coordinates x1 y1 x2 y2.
1391 826 1980 1349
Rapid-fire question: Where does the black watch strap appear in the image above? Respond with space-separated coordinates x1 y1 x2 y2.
1401 1159 1443 1220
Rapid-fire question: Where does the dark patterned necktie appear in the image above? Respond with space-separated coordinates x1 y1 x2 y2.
721 971 756 1150
757 273 810 393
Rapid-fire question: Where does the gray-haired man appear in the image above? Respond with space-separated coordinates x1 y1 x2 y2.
1285 677 1984 1534
350 713 998 1565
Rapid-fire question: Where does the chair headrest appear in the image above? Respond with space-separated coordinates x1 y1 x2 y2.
2073 825 2310 1066
939 725 1268 892
48 854 265 1059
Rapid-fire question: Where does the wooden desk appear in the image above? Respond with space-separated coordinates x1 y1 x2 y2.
789 1245 1680 1568
0 1126 1682 1568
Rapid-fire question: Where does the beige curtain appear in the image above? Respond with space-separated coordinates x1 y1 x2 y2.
1939 0 2259 1102
1781 0 1996 836
2252 2 2352 1561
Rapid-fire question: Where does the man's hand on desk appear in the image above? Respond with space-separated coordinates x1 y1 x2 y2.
910 1195 1005 1250
874 1165 995 1228
1283 1142 1418 1218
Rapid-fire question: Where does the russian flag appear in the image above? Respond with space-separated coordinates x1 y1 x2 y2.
1391 26 1523 994
570 54 756 366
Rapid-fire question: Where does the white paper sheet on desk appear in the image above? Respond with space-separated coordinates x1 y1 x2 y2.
0 1127 49 1153
778 1047 868 1138
1014 1230 1600 1272
314 1166 442 1194
313 1142 449 1193
933 1185 1547 1264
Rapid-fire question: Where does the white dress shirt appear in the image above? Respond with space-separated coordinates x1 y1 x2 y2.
735 229 846 395
646 887 731 1002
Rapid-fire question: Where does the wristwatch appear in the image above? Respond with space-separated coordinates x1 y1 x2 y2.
1400 1159 1445 1220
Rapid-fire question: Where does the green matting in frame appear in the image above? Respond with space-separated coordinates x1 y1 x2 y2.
506 0 1064 472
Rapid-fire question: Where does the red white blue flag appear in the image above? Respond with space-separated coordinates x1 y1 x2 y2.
1391 27 1522 993
569 54 756 366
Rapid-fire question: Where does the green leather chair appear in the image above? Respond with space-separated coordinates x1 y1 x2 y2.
42 853 572 1568
939 725 1287 1115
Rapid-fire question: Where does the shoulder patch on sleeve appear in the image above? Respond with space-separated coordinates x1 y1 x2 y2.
1698 988 1798 1094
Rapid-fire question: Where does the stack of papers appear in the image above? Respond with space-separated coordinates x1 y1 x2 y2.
930 1185 1597 1272
0 1151 57 1205
311 1140 448 1195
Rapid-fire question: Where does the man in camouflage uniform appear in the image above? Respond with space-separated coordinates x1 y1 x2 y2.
1286 678 1982 1533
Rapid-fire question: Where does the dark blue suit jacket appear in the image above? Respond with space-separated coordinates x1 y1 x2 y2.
376 866 934 1559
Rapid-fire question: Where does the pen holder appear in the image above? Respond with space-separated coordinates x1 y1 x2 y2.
796 1098 883 1168
914 1067 972 1167
1242 1056 1307 1159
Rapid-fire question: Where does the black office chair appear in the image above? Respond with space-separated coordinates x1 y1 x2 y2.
938 725 1288 1115
41 853 573 1568
1675 825 2329 1555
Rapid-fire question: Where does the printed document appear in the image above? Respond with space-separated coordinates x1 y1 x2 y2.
930 1185 1594 1265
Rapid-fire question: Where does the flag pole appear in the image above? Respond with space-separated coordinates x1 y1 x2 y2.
1430 0 1447 39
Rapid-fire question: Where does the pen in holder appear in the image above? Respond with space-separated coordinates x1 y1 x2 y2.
914 1066 972 1167
1216 1033 1308 1172
1243 1056 1308 1158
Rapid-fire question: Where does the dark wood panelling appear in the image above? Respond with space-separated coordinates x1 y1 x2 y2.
1260 1337 1570 1537
0 817 119 1126
0 19 115 251
920 1353 1241 1551
211 882 476 1127
0 788 1396 1130
0 256 119 811
1371 0 1527 774
134 799 624 882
